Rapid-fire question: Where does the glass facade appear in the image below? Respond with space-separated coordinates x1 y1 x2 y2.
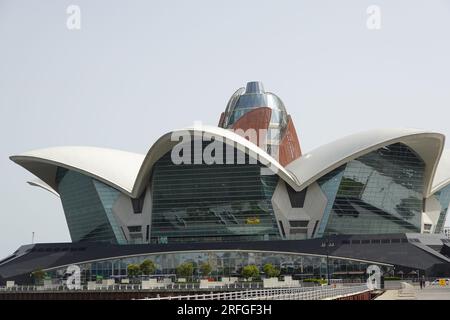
227 94 288 130
220 82 289 158
57 168 125 244
222 82 288 130
53 140 433 245
317 143 425 236
47 250 392 283
433 185 450 234
315 168 345 237
150 142 280 244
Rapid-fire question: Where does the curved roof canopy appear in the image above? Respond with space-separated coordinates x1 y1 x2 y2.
431 149 450 195
131 125 297 197
27 179 60 197
10 125 297 198
10 146 145 196
11 127 446 199
285 128 445 197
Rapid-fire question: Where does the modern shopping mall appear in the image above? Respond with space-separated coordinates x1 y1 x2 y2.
2 81 450 284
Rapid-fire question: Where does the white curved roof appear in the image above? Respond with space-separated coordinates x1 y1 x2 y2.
131 125 297 197
27 179 60 197
431 149 450 194
286 128 445 197
10 146 145 195
11 126 297 198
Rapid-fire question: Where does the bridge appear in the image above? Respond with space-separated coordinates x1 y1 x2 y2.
142 284 371 300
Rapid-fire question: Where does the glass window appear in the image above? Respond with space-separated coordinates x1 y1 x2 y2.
286 184 307 208
47 250 393 284
318 143 424 236
289 220 309 228
57 168 125 244
431 185 450 234
150 141 280 244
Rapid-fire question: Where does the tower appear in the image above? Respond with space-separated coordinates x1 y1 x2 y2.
218 81 302 166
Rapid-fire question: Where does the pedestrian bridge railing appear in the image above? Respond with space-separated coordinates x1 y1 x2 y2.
142 284 370 300
0 282 273 292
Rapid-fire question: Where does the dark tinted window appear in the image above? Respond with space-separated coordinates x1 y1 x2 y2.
286 184 307 208
290 229 307 234
132 193 146 214
128 226 142 233
279 221 286 238
312 220 319 237
289 220 309 228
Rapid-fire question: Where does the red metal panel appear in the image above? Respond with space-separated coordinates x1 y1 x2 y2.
218 112 225 127
231 107 272 146
279 116 302 166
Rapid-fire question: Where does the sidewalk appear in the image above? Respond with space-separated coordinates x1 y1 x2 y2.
376 286 450 300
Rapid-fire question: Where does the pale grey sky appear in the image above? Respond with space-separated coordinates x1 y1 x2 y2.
1 0 450 258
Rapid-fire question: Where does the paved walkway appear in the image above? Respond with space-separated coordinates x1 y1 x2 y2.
376 286 450 300
415 286 450 300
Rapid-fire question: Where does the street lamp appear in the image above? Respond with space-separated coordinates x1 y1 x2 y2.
321 235 335 285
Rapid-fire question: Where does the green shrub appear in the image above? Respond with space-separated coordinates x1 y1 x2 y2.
303 278 327 285
263 263 280 278
241 265 260 280
176 262 194 279
200 262 212 277
384 276 402 281
140 259 156 276
127 264 141 278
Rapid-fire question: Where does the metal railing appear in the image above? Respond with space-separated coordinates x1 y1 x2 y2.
0 284 143 292
142 284 370 300
0 282 285 292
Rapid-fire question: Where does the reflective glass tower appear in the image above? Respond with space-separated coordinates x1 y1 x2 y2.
218 81 302 166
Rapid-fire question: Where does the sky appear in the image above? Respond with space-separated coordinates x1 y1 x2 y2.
0 0 450 258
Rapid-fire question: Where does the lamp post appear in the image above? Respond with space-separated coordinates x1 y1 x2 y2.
321 235 335 285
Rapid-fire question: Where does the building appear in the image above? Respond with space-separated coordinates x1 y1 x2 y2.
1 81 450 284
444 227 450 239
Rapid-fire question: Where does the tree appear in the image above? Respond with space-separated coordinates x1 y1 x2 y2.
200 262 212 278
31 268 46 285
127 264 141 278
140 259 156 276
176 262 194 280
241 265 259 280
263 263 280 278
